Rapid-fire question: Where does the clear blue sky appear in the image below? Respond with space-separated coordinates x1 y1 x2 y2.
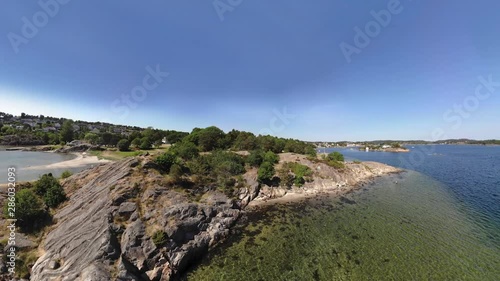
1 0 499 141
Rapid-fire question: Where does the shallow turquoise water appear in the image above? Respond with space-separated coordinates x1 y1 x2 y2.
0 150 79 182
328 145 500 234
187 171 500 280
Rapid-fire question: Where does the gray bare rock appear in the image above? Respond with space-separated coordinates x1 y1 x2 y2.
48 260 60 270
238 168 260 208
118 202 137 217
80 263 112 281
30 158 137 281
30 156 241 281
120 220 159 273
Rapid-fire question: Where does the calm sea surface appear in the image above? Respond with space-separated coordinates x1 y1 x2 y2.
187 145 500 280
0 147 82 182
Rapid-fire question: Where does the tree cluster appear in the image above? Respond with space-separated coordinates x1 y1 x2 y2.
0 113 190 147
179 126 315 154
152 126 318 194
3 173 67 232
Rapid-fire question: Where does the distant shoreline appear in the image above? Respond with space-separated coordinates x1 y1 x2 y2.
0 145 60 152
21 152 111 171
0 150 112 186
316 143 500 150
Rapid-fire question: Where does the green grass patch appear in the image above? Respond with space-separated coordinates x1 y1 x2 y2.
327 160 345 169
89 148 168 161
152 230 168 247
60 170 73 179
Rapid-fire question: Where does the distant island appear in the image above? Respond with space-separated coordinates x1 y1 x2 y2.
358 143 410 153
310 138 500 148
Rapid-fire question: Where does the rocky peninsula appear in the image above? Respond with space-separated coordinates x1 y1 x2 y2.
2 151 400 281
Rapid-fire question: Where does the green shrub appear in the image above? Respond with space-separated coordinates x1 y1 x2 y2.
283 162 313 178
186 156 210 176
139 138 152 150
34 173 59 196
305 146 317 158
169 141 199 160
294 176 306 187
217 176 236 193
44 184 67 208
281 162 312 187
117 139 130 151
328 160 345 169
152 230 168 247
3 189 46 223
246 149 264 167
155 152 177 172
197 126 226 151
327 152 344 162
263 151 279 164
293 164 313 178
277 167 294 188
131 137 141 148
214 160 244 176
60 170 73 179
169 163 184 182
208 151 245 176
257 162 275 183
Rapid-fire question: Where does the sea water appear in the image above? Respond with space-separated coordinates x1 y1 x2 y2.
0 149 78 182
187 145 500 280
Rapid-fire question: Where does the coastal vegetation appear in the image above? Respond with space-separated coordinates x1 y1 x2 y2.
150 126 316 195
60 170 73 179
0 174 68 278
3 173 66 232
257 162 275 184
327 151 345 162
278 162 313 187
117 139 131 151
306 151 346 170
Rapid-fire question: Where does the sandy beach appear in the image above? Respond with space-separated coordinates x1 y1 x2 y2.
22 153 111 170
